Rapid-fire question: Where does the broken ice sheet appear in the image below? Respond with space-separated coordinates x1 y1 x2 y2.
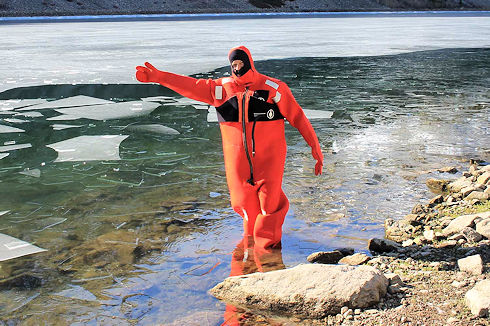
54 101 160 121
0 99 47 111
19 168 41 178
0 211 9 216
16 95 114 111
0 124 24 133
0 143 32 152
141 96 175 103
3 118 29 124
51 124 83 131
54 285 97 302
46 135 129 162
14 111 44 118
0 233 47 262
163 97 209 110
126 124 180 135
0 153 9 159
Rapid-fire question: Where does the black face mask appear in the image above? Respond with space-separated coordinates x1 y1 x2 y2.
229 49 252 77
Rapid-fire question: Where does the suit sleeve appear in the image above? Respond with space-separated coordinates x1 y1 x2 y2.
153 71 221 106
275 83 323 164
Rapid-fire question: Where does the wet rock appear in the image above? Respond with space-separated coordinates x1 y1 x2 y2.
465 279 490 317
437 166 458 174
209 264 388 319
442 212 482 236
368 238 400 254
334 247 355 256
0 273 42 290
460 227 483 243
339 253 371 265
425 178 448 193
475 219 490 239
457 254 483 275
476 171 490 185
307 250 344 264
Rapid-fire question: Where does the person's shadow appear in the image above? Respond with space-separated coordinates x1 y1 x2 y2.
221 236 285 326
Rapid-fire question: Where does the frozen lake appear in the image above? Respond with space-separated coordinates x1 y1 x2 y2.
0 12 489 325
1 13 490 93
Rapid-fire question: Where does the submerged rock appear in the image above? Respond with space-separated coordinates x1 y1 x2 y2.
465 279 490 317
209 264 388 319
307 250 344 264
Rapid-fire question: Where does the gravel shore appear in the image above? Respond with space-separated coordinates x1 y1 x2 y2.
0 0 489 17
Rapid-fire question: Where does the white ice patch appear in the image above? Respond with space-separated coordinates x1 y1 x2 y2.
303 109 334 120
207 107 218 123
0 143 32 152
55 285 97 302
0 233 47 262
0 124 25 133
3 118 29 124
0 211 9 216
126 124 180 135
19 168 41 178
164 97 209 110
51 124 83 130
14 111 44 118
141 96 175 103
0 99 47 111
46 115 81 121
0 153 9 159
47 135 129 162
53 101 160 121
17 95 114 111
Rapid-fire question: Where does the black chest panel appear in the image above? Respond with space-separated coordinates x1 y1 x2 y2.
215 90 284 122
216 96 239 122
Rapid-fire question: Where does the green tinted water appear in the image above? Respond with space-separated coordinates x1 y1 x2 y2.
0 48 489 324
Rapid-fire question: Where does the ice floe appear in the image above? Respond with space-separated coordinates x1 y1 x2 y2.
0 153 9 159
51 124 83 131
16 95 113 111
0 99 47 111
54 285 97 302
0 233 47 262
52 101 160 121
126 124 180 135
19 168 41 178
3 118 29 124
47 135 129 162
0 124 25 133
14 111 44 118
0 143 32 152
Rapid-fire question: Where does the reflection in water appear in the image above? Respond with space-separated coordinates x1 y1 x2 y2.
222 236 285 326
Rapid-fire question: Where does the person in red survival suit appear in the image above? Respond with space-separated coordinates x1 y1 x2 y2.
136 46 323 250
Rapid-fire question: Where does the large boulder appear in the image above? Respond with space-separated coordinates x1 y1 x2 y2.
457 254 484 275
476 219 490 239
209 264 388 319
465 279 490 317
447 176 473 193
442 212 485 236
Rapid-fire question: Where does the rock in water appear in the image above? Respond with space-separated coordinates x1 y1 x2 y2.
307 250 344 264
465 279 490 317
209 264 388 319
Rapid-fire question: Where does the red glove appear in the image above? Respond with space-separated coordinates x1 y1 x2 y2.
312 148 323 176
135 62 163 83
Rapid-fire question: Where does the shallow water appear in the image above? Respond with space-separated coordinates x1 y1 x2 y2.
0 31 489 326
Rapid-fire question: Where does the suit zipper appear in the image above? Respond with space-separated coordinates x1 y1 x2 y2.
242 87 254 185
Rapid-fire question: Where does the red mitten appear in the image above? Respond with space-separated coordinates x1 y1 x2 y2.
135 62 162 83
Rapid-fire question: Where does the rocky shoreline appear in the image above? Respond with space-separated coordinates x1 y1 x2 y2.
1 0 490 17
210 162 490 325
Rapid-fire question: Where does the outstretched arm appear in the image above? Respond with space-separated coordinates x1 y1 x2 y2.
136 62 218 106
275 83 323 175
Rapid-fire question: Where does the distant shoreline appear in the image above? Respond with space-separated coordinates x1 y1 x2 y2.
1 10 490 24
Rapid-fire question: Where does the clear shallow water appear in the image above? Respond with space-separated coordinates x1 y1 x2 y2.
0 47 489 324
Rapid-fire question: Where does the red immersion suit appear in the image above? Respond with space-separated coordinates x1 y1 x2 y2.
136 46 323 249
